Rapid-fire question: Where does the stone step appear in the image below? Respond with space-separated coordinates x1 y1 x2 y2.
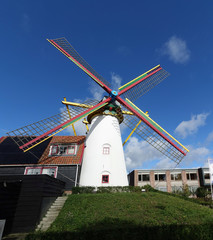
53 200 66 203
36 196 68 232
46 213 60 217
48 207 62 212
50 203 64 207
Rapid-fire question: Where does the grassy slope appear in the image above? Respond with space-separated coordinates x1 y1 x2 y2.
27 192 213 240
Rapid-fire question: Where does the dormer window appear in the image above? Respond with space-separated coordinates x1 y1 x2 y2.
49 144 77 156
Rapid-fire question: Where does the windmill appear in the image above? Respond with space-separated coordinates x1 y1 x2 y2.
7 38 189 187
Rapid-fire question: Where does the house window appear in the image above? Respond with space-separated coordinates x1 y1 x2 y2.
103 147 110 155
204 173 210 179
187 173 197 181
67 145 75 155
138 174 150 181
50 144 77 156
155 174 166 181
171 173 182 181
25 167 57 178
51 145 58 155
42 168 57 177
25 167 42 175
142 174 150 181
102 175 109 183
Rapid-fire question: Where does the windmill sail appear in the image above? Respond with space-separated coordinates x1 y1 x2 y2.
118 65 169 102
121 99 188 164
48 38 111 92
7 98 110 152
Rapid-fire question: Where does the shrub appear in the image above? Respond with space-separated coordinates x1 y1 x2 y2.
142 184 157 192
181 184 191 198
97 187 114 193
72 185 158 194
196 187 209 198
72 186 95 194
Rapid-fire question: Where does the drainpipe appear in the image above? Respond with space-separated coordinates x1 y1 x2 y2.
75 164 79 187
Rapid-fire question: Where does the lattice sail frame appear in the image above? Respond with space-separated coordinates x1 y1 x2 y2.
121 103 188 164
7 99 101 151
119 66 170 102
48 38 112 91
6 37 189 164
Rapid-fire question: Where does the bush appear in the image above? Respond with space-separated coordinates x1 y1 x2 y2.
196 187 209 198
181 184 191 198
142 184 158 192
72 186 95 194
72 185 158 194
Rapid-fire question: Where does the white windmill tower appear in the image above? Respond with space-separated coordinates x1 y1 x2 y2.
7 37 189 187
79 99 128 186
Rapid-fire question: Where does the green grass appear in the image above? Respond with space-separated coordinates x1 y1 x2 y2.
26 192 213 240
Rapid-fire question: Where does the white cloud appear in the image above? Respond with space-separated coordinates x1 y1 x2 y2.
88 81 105 100
206 131 213 143
155 158 177 169
175 113 209 138
124 137 162 170
160 36 190 64
111 72 122 90
180 145 210 167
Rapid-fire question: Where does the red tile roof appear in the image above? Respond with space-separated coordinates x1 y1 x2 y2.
38 136 86 165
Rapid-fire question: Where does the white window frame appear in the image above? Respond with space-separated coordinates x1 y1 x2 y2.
49 144 77 156
155 173 166 181
186 172 198 181
138 174 150 182
24 166 58 178
171 173 182 181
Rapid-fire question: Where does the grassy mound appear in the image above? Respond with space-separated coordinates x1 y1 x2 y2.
26 192 213 240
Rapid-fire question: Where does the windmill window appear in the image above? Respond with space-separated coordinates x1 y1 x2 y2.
102 175 109 183
50 144 77 156
103 147 110 155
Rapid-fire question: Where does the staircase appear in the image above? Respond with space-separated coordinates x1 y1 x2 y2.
36 196 68 232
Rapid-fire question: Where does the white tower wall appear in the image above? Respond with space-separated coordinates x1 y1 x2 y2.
79 115 128 187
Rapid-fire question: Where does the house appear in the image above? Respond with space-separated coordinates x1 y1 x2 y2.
0 135 85 190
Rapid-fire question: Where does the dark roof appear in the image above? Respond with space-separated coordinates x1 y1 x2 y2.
0 136 52 165
0 136 85 165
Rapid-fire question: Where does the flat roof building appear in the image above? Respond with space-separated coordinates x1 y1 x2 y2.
128 168 210 193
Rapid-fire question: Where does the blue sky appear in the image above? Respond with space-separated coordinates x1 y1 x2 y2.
1 0 213 172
